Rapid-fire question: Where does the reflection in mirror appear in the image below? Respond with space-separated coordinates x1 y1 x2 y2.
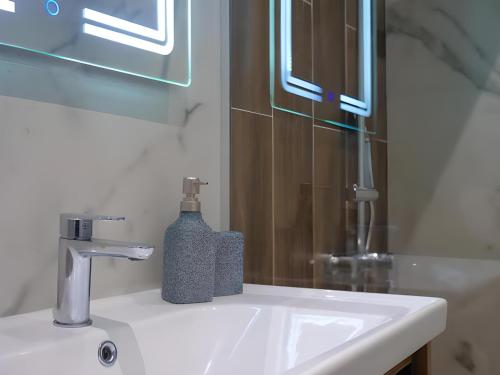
270 0 382 134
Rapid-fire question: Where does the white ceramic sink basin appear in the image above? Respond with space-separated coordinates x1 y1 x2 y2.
0 284 446 375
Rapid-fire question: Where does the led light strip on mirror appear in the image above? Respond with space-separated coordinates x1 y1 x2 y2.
0 0 15 13
83 0 175 56
280 0 323 102
278 0 373 118
0 0 191 85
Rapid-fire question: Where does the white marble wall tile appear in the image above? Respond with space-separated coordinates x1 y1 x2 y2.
0 0 226 317
387 0 500 373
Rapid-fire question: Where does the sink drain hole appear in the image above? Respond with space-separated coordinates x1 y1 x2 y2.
98 341 118 367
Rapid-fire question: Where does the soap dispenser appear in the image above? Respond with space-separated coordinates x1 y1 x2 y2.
162 177 216 304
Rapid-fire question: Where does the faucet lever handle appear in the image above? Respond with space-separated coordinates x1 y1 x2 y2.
60 213 126 241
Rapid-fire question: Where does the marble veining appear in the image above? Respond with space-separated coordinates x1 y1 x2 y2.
453 341 476 373
387 0 500 95
177 103 203 150
96 101 204 212
0 0 224 317
387 1 500 374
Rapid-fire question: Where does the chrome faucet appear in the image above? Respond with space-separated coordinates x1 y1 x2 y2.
53 214 154 328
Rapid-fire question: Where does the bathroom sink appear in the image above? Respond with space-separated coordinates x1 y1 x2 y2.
0 284 446 375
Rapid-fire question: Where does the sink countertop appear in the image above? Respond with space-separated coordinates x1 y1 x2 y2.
0 284 447 375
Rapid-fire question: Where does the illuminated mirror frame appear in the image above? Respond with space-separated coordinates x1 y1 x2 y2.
271 0 374 131
0 0 15 13
280 0 323 102
0 0 191 86
83 0 175 56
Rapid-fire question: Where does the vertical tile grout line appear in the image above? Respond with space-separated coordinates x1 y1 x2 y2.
310 0 316 288
270 0 276 286
271 106 276 285
344 0 350 249
344 0 348 96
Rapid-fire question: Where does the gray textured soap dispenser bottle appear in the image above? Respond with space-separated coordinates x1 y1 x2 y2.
162 177 216 304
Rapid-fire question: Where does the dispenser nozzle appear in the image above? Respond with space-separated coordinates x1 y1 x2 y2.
181 177 207 212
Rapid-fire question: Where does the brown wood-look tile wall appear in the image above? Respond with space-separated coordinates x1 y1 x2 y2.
344 134 388 253
313 0 345 123
366 0 388 138
344 136 390 293
346 0 358 29
313 126 346 289
274 110 313 287
230 0 271 115
230 0 388 289
230 110 274 284
273 0 313 115
345 28 359 100
345 130 359 253
369 140 388 251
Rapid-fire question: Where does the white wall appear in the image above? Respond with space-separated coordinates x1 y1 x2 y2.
0 0 228 317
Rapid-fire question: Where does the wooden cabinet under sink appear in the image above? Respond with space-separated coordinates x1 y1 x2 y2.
385 345 430 375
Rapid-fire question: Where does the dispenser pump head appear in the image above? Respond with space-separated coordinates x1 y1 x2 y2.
181 177 208 212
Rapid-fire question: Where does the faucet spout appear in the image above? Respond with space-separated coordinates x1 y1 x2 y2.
54 214 155 328
69 239 154 260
